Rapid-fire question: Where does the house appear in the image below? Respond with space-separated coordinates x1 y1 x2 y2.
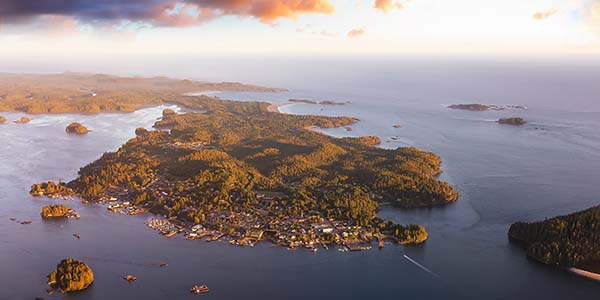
322 227 334 234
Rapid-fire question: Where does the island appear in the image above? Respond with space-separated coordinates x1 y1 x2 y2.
47 258 94 293
40 204 79 219
65 122 89 134
0 115 5 123
498 117 527 126
289 99 318 104
14 116 30 124
31 90 458 250
448 104 527 111
319 100 346 105
288 99 346 105
448 104 492 111
509 205 600 280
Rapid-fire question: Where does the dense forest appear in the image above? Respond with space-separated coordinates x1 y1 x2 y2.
509 205 600 268
21 73 458 245
31 94 457 244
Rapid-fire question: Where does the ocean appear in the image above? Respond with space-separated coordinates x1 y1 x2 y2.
1 57 600 299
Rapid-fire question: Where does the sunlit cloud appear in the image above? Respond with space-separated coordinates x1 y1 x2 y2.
154 3 216 27
580 1 600 36
0 0 335 29
347 27 365 38
374 0 403 12
199 0 334 23
532 8 557 20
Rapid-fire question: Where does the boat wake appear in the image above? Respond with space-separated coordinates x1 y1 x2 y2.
403 254 440 278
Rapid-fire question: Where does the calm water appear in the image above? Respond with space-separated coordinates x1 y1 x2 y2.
2 59 600 299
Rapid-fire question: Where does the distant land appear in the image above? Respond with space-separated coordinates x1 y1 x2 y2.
498 117 527 126
448 103 527 111
25 73 458 251
509 205 600 279
0 72 286 114
289 99 348 105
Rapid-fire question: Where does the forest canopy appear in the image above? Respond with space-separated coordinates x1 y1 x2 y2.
47 258 94 292
509 205 600 268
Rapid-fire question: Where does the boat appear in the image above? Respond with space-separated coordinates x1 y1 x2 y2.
190 285 209 294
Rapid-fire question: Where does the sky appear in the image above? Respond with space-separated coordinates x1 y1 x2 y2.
0 0 600 59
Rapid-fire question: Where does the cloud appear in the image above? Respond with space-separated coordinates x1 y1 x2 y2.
532 8 557 20
0 0 335 29
197 0 334 23
374 0 403 12
580 1 600 36
347 27 365 38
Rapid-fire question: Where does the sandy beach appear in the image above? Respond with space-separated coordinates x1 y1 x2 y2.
267 101 293 113
568 268 600 282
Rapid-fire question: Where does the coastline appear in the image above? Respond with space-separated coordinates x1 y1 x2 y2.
267 101 294 113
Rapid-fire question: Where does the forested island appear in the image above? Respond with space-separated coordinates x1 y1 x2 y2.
14 117 30 124
498 117 527 126
509 205 600 275
288 99 347 105
40 204 79 219
66 122 89 134
448 104 492 111
448 104 526 111
28 79 458 250
47 258 94 293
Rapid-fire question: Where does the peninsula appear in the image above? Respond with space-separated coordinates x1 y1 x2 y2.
23 73 457 250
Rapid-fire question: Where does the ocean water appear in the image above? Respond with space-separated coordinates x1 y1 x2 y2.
1 58 600 299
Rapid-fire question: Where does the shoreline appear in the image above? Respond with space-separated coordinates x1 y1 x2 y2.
266 101 294 113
